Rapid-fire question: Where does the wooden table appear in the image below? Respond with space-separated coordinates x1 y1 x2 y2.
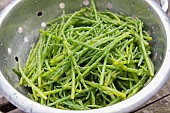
0 0 170 113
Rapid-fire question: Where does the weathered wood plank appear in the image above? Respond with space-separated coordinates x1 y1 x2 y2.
146 78 170 105
0 0 12 11
0 92 9 107
7 108 24 113
135 95 170 113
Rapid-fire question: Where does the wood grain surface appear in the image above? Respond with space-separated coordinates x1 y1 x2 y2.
0 0 170 113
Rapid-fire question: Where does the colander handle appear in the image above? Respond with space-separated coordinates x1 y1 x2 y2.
160 0 169 12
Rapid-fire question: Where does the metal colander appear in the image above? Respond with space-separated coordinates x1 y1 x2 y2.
0 0 170 113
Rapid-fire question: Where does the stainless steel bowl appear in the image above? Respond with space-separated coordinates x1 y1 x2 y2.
0 0 170 113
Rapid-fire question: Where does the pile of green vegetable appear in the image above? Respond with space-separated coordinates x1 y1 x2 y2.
14 0 154 110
